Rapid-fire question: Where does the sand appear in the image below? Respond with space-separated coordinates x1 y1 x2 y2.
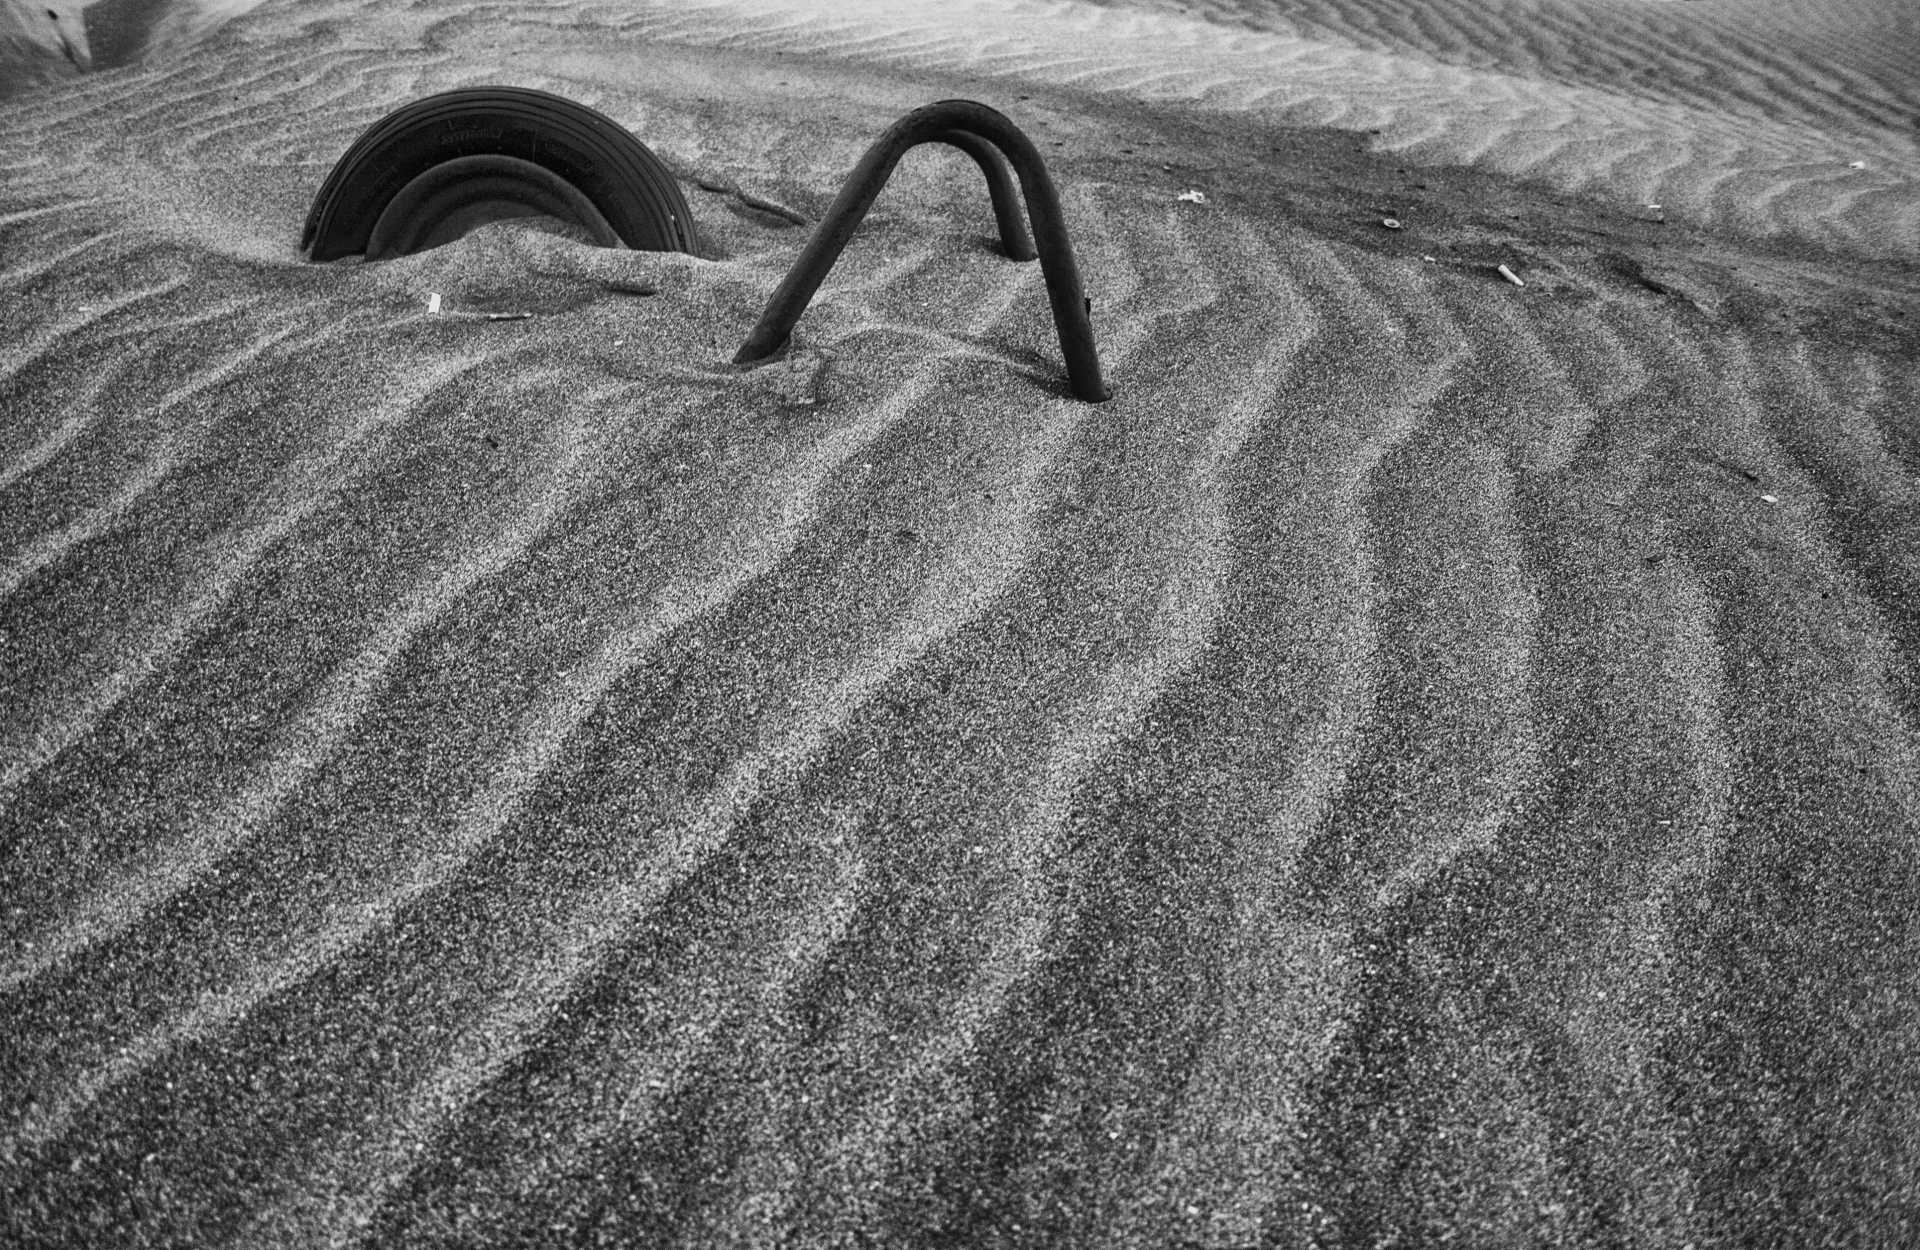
2 0 1918 1245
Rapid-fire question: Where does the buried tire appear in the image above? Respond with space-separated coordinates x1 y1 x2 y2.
302 86 700 261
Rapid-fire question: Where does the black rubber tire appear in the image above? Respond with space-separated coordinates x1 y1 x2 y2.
302 86 700 261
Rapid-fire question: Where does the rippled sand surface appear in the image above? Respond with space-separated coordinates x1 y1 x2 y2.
3 0 1918 1246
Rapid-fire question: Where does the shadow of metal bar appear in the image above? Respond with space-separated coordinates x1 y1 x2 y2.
734 99 1108 403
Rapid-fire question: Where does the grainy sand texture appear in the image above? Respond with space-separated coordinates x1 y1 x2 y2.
2 0 1918 1245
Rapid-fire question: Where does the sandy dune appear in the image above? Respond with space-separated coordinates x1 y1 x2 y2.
2 0 1918 1246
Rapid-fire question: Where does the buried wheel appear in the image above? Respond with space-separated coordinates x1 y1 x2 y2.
302 86 700 261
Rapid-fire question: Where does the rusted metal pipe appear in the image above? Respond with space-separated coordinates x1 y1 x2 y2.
734 99 1108 403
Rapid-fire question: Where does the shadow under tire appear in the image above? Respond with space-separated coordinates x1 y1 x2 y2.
302 86 699 261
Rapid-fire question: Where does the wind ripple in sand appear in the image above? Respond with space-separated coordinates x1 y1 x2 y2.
0 290 291 509
216 266 1068 1244
0 197 112 231
1253 244 1505 915
13 229 1011 1134
790 207 1236 1160
0 321 304 603
0 326 472 803
4 1 1919 1243
773 241 1352 1247
0 369 638 1148
602 0 1918 256
339 202 1271 1242
290 368 1087 1248
0 264 184 382
317 195 1189 1239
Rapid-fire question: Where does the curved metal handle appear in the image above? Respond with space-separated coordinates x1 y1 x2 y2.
734 99 1109 403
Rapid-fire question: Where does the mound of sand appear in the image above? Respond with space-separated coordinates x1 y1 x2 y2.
2 0 1917 1246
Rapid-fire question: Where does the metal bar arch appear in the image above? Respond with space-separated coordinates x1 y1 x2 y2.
734 99 1109 403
